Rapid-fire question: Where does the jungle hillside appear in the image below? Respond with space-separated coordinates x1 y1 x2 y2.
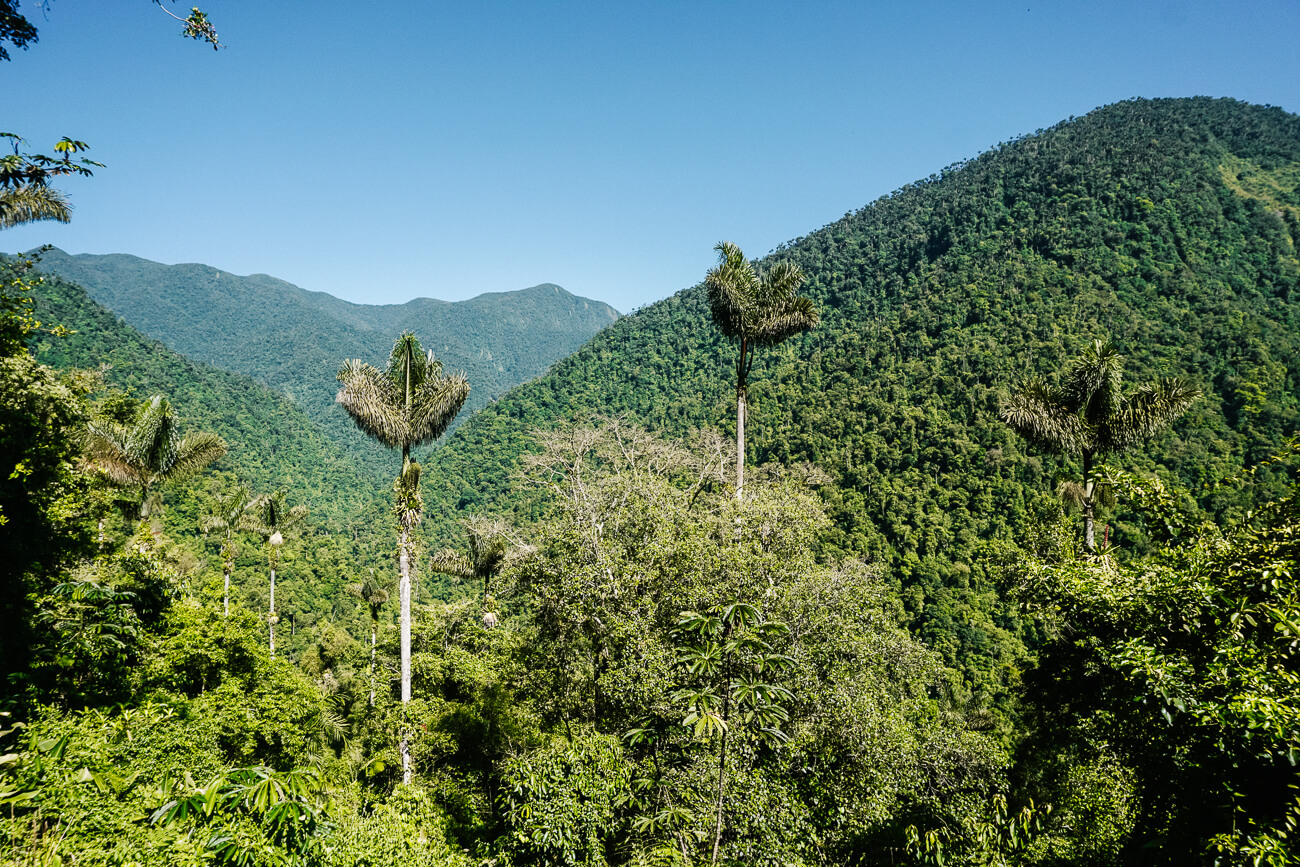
4 96 1300 867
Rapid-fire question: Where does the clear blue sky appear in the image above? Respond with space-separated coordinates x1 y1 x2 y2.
4 0 1299 311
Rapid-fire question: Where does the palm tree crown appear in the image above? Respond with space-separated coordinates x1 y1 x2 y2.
428 516 529 610
335 332 470 462
85 395 226 521
706 241 819 351
705 241 818 499
1000 339 1200 551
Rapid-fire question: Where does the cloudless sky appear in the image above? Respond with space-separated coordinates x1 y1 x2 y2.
4 0 1299 311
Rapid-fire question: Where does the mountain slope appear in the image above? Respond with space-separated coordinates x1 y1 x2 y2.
28 270 388 525
421 97 1300 680
30 249 620 478
27 270 401 656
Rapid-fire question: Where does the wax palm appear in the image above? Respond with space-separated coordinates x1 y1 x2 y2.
251 490 308 658
200 485 258 616
85 395 226 524
0 183 71 229
428 516 530 616
347 568 396 707
705 241 818 500
336 331 469 782
1000 339 1200 552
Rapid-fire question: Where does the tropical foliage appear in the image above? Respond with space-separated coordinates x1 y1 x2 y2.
1000 338 1200 550
2 96 1299 866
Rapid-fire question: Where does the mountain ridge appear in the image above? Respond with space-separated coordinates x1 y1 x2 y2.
418 96 1300 686
26 248 620 475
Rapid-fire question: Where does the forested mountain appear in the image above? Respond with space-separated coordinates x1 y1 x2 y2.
30 248 620 479
7 97 1300 867
423 96 1300 683
28 271 396 657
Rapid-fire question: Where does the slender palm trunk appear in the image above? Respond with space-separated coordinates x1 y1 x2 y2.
223 564 231 617
711 693 731 867
269 566 276 657
369 622 377 708
735 339 749 502
399 519 413 784
1082 450 1096 554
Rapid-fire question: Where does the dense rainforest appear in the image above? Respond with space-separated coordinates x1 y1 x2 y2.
2 96 1299 866
32 247 620 483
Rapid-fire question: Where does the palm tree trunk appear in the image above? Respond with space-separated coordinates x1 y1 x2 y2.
711 715 730 867
1082 450 1096 554
269 566 276 657
223 564 231 617
398 520 413 784
369 623 376 708
735 338 748 502
736 391 746 502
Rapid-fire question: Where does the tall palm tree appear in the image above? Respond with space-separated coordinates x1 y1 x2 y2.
85 395 226 524
346 568 395 707
251 490 308 658
0 183 71 229
705 241 818 500
1000 339 1200 552
336 332 469 783
200 484 258 616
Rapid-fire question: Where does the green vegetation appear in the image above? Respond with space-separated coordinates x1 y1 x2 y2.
1000 339 1200 551
423 96 1300 704
2 96 1299 865
32 248 621 481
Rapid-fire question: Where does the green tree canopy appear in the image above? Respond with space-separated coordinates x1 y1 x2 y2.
1000 339 1200 551
85 394 226 522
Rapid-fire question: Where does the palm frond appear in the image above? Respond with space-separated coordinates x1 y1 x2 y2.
84 421 142 486
754 295 820 346
335 359 407 448
759 259 806 302
127 396 182 473
201 486 254 535
705 241 758 342
407 370 470 447
0 184 71 229
1104 378 1201 452
252 490 309 538
1060 339 1123 419
168 431 227 482
387 333 443 393
1000 378 1091 455
427 549 474 580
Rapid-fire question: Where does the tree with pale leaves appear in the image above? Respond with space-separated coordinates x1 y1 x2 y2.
336 331 469 782
200 484 258 616
250 490 308 658
84 394 225 525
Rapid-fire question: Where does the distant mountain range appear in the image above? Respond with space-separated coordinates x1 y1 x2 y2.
29 248 620 477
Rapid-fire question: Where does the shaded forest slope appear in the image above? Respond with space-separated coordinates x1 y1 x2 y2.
424 97 1300 672
32 249 620 481
29 273 397 654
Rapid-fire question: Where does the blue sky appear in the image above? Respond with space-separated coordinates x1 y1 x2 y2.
4 0 1299 311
